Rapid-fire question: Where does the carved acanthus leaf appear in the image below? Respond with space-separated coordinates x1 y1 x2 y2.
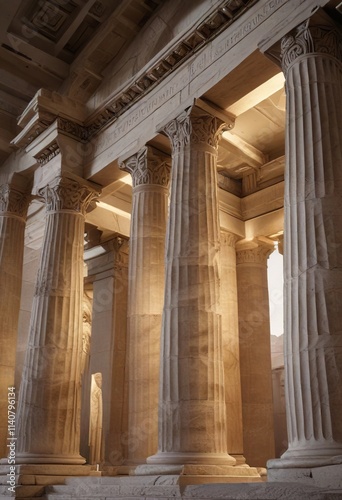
120 146 171 188
236 243 274 264
281 20 342 74
163 109 192 154
191 114 226 149
38 176 99 214
0 185 30 219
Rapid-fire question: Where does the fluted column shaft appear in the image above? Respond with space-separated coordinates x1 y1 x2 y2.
120 146 170 463
0 185 29 457
148 107 235 465
16 175 98 464
280 20 342 463
220 231 244 463
236 240 275 467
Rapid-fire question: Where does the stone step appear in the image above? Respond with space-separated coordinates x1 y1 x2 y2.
44 480 342 500
0 484 46 498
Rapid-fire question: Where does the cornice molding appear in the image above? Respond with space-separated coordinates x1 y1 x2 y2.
36 142 60 166
12 0 257 151
87 0 256 138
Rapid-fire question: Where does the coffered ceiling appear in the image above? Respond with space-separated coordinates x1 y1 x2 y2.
0 0 164 164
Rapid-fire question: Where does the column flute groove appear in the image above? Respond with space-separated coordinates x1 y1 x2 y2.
0 184 30 458
270 17 342 469
147 106 236 466
16 174 99 464
120 146 170 464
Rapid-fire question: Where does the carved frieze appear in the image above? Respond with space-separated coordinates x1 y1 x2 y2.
281 19 342 74
0 184 30 219
36 142 60 166
38 176 99 215
13 0 267 151
85 0 257 138
57 117 89 142
120 146 171 188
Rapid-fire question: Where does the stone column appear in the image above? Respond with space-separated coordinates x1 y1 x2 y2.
220 231 245 465
236 239 275 467
120 146 170 464
148 106 235 466
269 18 342 469
16 174 98 464
84 237 129 466
0 184 30 457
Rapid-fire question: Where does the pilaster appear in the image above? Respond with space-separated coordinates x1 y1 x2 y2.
220 231 245 465
120 146 171 464
84 237 129 468
236 239 275 468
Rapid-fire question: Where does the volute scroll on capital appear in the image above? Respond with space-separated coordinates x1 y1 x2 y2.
280 18 342 75
38 175 100 215
0 184 31 220
119 146 171 188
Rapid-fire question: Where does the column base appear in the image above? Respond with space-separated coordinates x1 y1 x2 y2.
269 445 342 468
3 453 86 465
231 454 247 466
132 462 263 484
147 451 236 465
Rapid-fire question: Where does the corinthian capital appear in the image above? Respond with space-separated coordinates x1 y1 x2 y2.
120 146 171 188
163 108 192 154
236 239 274 265
38 175 100 215
164 106 229 154
281 18 342 74
0 184 30 219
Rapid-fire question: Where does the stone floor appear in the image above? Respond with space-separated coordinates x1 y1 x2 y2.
1 476 341 500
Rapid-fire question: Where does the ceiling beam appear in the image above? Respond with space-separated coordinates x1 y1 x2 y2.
54 0 98 56
226 73 285 117
0 33 69 79
220 131 268 170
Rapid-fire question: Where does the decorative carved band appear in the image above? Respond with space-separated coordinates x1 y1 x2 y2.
37 142 60 165
0 184 30 219
281 20 342 74
87 0 257 138
19 1 256 148
236 242 274 265
57 117 89 141
38 176 99 215
164 107 227 154
120 146 171 188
